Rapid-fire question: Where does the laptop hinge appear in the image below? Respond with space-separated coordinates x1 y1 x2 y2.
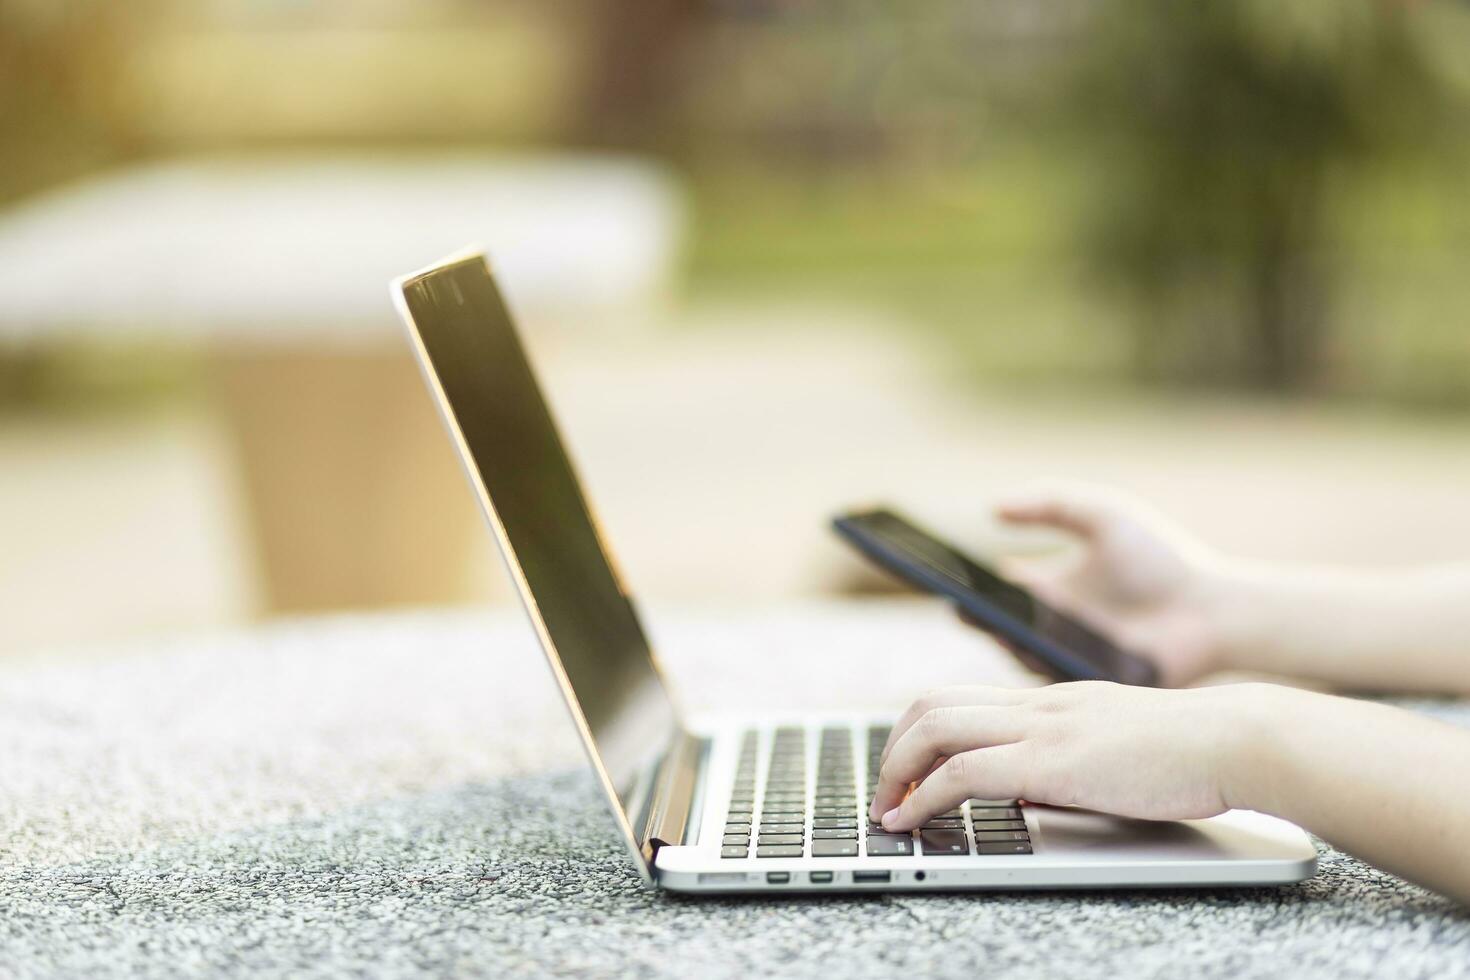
638 730 708 863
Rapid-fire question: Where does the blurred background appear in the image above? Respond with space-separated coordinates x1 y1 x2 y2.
4 0 1470 658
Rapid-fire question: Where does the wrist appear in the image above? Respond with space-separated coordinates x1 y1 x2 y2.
1213 682 1300 814
1196 558 1277 676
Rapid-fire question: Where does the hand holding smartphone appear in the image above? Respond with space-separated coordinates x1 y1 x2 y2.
832 507 1160 686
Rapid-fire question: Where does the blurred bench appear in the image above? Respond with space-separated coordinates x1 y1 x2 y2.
0 155 684 614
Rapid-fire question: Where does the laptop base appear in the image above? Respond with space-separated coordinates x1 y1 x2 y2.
653 716 1317 895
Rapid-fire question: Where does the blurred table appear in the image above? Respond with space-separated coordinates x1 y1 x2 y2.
2 601 1467 980
0 154 684 613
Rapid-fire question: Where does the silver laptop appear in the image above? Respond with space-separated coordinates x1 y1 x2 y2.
391 250 1318 894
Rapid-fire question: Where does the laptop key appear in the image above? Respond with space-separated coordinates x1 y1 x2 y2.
813 806 851 817
920 818 966 830
757 845 804 858
977 842 1033 855
974 830 1030 842
757 834 804 846
812 839 860 858
723 834 750 846
919 830 970 856
721 846 748 858
725 823 751 834
971 807 1022 821
865 835 914 856
812 817 857 829
758 822 804 834
972 820 1026 832
812 828 858 839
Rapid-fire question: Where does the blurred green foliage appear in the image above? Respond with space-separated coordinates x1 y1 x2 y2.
1067 0 1463 393
2 0 1469 411
0 340 200 415
687 0 1470 406
686 150 1128 391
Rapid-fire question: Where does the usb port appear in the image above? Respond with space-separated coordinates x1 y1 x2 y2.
765 872 790 884
852 870 892 884
809 871 833 884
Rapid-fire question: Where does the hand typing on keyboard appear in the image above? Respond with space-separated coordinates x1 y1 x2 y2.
869 681 1268 832
866 677 1470 911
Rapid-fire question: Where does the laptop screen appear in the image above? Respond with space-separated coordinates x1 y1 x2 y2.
394 253 680 841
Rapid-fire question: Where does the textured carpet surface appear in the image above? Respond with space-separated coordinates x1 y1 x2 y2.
2 603 1467 979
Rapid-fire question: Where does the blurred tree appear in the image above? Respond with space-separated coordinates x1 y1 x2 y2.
573 0 709 147
0 0 141 205
1072 0 1446 392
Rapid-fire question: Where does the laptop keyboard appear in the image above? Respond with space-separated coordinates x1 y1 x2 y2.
720 725 1031 859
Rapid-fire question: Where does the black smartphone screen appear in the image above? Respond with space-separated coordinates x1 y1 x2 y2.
833 508 1159 686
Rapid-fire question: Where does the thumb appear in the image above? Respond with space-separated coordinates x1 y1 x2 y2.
995 487 1122 542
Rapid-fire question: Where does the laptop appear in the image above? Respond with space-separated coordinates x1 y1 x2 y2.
390 250 1318 894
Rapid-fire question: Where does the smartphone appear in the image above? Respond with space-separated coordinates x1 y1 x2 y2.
832 507 1159 686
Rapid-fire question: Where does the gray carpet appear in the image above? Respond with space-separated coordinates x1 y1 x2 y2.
2 606 1468 979
6 769 1470 980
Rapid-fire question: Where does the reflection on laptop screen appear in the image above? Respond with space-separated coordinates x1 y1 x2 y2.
396 254 679 826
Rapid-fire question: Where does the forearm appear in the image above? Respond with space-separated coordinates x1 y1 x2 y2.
1212 560 1470 694
1225 686 1470 904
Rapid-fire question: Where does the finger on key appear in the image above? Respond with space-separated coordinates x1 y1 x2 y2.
878 686 1021 770
864 758 946 834
870 706 1021 821
881 744 1029 832
868 755 948 828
